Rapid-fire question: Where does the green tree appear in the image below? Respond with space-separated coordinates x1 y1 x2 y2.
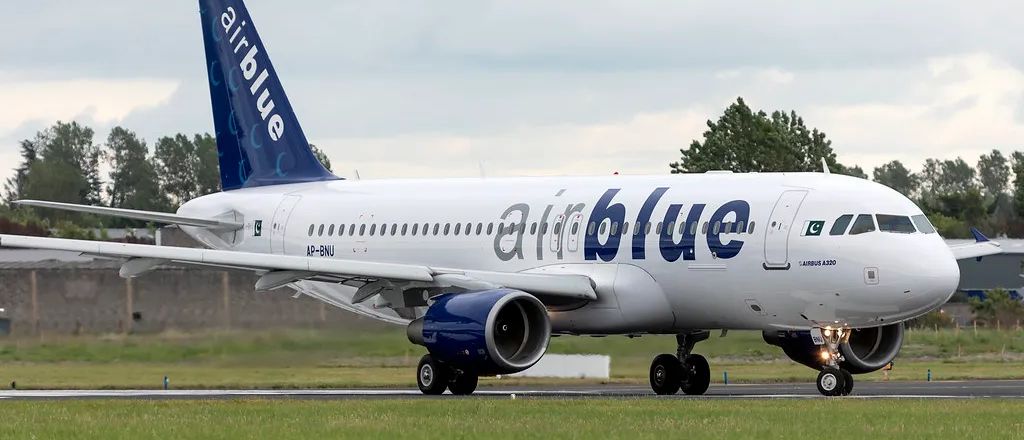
670 97 857 174
105 127 169 218
310 144 333 172
153 134 200 208
12 122 103 223
969 288 1024 328
3 139 39 203
193 133 221 196
978 149 1010 199
1011 152 1024 219
872 160 918 197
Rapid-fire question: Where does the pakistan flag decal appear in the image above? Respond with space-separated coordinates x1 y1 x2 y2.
803 220 825 236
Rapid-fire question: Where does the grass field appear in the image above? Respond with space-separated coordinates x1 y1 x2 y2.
0 327 1022 389
2 399 1023 439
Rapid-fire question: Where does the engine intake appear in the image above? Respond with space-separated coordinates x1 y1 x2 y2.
408 289 550 375
763 323 904 374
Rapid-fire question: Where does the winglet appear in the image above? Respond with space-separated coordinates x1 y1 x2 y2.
970 227 990 243
820 158 830 174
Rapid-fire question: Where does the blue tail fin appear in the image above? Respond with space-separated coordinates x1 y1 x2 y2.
199 0 338 190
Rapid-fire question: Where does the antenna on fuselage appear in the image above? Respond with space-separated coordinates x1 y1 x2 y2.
820 158 831 174
354 169 362 180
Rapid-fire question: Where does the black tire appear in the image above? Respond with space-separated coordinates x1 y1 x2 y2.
680 354 711 395
650 354 682 395
449 372 479 395
816 367 845 397
840 369 854 396
417 354 449 395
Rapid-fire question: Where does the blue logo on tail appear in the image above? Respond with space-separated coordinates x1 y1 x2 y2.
199 0 338 190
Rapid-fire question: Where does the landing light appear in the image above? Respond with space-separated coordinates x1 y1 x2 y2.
820 350 831 361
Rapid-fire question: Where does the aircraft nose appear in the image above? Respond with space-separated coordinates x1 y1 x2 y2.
903 242 960 313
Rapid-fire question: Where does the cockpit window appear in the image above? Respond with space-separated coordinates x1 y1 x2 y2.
876 214 916 233
830 215 853 236
911 214 936 234
848 214 876 235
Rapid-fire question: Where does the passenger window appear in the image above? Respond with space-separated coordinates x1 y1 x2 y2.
540 223 548 234
666 221 675 235
487 223 494 235
645 222 652 235
690 222 698 235
391 224 398 236
359 224 366 236
713 222 720 234
369 224 376 236
308 224 314 236
531 222 538 235
380 224 387 236
553 222 562 235
610 222 618 235
747 221 755 234
318 224 325 236
736 221 745 234
656 222 663 235
423 223 430 235
412 223 419 235
830 215 853 236
433 224 440 235
877 214 916 233
849 214 876 235
588 222 596 235
444 224 451 235
401 224 408 236
622 222 630 235
912 214 936 234
476 223 483 235
702 222 708 234
328 224 335 236
571 222 580 235
599 222 607 235
454 223 462 235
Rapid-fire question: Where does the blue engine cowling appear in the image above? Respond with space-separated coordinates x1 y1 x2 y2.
763 323 904 374
407 289 551 375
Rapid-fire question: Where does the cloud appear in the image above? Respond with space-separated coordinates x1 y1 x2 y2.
808 53 1024 171
0 77 180 137
318 109 709 179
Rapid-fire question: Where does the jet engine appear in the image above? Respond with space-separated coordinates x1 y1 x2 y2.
407 288 551 375
763 323 904 374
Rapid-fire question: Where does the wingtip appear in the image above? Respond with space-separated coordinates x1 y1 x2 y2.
970 227 990 243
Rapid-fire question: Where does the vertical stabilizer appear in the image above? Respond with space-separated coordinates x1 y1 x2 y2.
199 0 338 190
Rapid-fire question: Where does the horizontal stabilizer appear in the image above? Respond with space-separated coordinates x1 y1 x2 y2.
14 200 242 230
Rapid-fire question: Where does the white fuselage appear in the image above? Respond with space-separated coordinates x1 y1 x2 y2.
178 172 959 333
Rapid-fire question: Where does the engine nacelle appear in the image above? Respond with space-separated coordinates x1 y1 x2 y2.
407 289 551 375
763 324 904 374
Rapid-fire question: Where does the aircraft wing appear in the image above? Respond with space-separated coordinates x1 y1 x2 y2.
0 234 597 302
13 200 242 230
948 227 1002 260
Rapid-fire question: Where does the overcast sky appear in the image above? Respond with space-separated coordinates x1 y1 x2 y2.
2 0 1023 185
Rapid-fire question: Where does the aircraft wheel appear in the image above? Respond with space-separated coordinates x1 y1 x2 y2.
650 354 682 395
680 354 711 395
417 354 449 395
449 371 479 395
816 367 846 397
840 369 854 396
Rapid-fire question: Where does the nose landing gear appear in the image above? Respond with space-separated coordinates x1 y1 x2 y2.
816 327 854 396
649 331 712 395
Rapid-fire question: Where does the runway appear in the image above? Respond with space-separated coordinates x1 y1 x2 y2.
1 380 1022 400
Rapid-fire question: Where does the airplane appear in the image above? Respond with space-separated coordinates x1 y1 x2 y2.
0 0 1002 397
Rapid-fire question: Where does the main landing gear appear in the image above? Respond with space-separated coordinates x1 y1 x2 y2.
416 354 479 395
649 331 711 395
815 327 854 397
